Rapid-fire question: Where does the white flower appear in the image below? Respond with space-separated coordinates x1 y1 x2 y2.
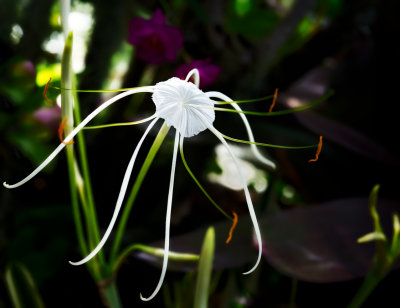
3 69 275 301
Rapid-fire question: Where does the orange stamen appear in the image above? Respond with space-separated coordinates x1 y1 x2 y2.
269 88 279 113
44 78 54 104
309 136 323 162
226 211 238 244
58 118 74 145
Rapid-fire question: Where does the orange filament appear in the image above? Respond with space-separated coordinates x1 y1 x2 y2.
44 78 54 104
58 117 74 145
226 211 238 244
309 136 323 162
269 88 279 113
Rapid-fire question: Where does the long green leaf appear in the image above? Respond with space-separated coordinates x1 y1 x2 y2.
194 227 215 308
5 263 45 308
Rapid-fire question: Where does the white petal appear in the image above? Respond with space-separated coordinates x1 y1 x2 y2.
194 109 263 275
69 117 158 266
206 91 276 169
185 68 200 87
140 130 180 301
3 86 155 189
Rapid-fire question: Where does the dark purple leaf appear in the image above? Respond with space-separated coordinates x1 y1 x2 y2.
135 198 399 283
281 65 399 165
261 198 398 282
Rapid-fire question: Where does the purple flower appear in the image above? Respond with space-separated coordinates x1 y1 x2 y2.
128 9 183 64
174 59 221 88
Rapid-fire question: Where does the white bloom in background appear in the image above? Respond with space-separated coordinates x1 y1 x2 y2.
4 69 275 301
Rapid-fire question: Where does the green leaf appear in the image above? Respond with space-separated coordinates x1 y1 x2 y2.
194 227 215 308
357 232 386 244
5 263 46 308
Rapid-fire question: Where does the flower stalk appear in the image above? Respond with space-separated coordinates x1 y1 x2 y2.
348 185 400 308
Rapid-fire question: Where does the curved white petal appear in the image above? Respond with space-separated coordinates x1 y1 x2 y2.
69 117 159 266
3 86 155 189
140 130 180 301
206 91 276 169
194 109 262 275
185 68 200 88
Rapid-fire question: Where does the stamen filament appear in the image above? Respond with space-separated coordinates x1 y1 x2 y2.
220 132 317 149
179 136 232 221
84 114 157 130
204 90 334 116
207 91 274 105
194 109 263 275
3 86 154 189
140 130 180 301
69 117 159 266
226 211 238 244
53 86 144 93
309 136 323 162
207 91 276 169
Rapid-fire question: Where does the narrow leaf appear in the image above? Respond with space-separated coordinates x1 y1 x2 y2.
194 227 215 308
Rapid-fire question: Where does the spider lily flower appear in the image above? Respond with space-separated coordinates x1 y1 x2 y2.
4 69 278 301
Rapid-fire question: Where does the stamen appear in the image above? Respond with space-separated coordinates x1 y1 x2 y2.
58 118 74 145
269 88 279 113
205 90 334 116
179 136 232 221
44 78 54 104
226 211 238 244
206 91 276 169
3 86 154 189
309 136 323 162
194 109 263 275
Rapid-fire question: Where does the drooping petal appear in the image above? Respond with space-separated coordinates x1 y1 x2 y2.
194 109 263 275
3 87 155 189
206 91 276 169
69 117 159 266
140 130 180 301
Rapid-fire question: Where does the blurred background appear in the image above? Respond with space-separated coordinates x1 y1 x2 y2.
1 0 399 307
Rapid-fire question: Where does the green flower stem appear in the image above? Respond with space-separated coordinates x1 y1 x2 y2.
72 76 104 265
194 227 215 308
62 32 88 259
113 243 199 273
348 185 396 308
99 280 123 308
347 258 390 308
110 122 170 264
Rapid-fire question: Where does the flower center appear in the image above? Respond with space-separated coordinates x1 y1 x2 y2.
152 77 215 138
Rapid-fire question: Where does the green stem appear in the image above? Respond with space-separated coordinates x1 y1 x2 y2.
347 269 384 308
110 122 170 263
72 77 104 266
61 32 88 258
347 254 391 308
100 280 123 308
